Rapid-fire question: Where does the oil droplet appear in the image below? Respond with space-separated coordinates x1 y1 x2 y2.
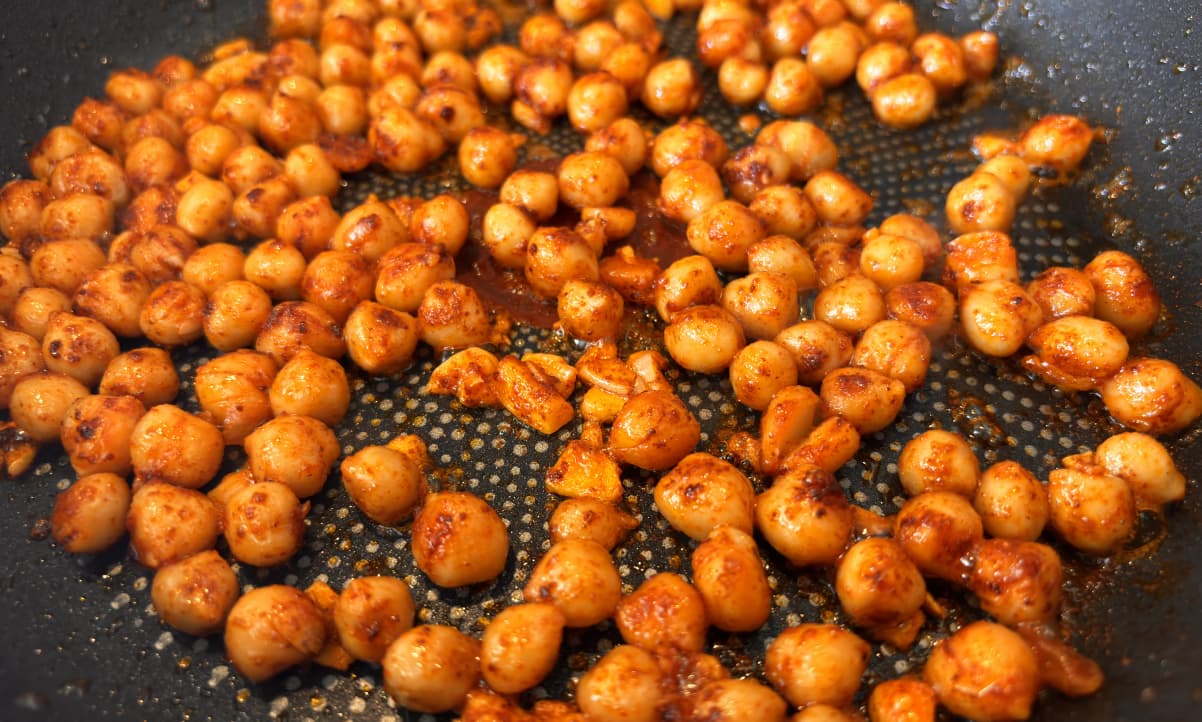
236 689 251 703
177 657 191 671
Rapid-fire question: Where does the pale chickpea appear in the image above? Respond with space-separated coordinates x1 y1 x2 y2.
871 72 937 129
718 57 770 106
204 280 274 352
868 678 938 722
722 272 801 341
224 585 327 683
1101 357 1202 434
1083 250 1162 338
480 603 565 694
924 622 1039 722
959 279 1044 358
814 275 885 336
223 481 306 567
343 302 420 375
175 176 234 243
500 169 559 222
836 537 926 645
127 482 221 569
40 311 119 388
641 58 702 118
609 390 700 471
654 452 755 541
129 404 223 488
946 171 1017 235
50 472 131 554
382 625 480 713
140 281 206 347
664 304 747 374
586 117 651 175
978 154 1031 202
29 238 106 297
244 414 339 498
973 460 1049 541
98 348 179 407
524 227 601 299
1019 114 1094 176
764 58 824 116
894 491 983 582
851 319 931 393
765 624 870 708
576 645 665 722
11 286 72 341
943 231 1019 288
195 349 276 445
763 0 817 60
412 491 509 587
60 394 145 477
756 464 853 566
616 571 708 652
476 45 529 104
333 576 416 663
40 193 115 242
369 106 446 174
374 242 455 313
1026 266 1095 320
774 319 854 386
151 550 239 636
276 195 340 259
417 280 493 350
691 526 772 632
730 341 799 411
968 538 1062 625
340 445 426 525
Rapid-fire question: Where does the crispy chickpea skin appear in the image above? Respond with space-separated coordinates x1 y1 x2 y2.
333 576 416 663
374 242 455 313
30 239 105 297
1100 358 1202 434
609 390 701 471
968 539 1063 626
300 250 373 324
255 300 347 365
127 482 222 569
557 280 624 341
51 472 131 554
1019 114 1094 176
756 464 853 566
730 340 800 411
549 498 637 550
655 254 724 322
151 550 240 636
655 452 756 541
959 279 1044 358
945 171 1017 234
775 320 854 386
766 624 871 708
0 327 47 410
98 347 178 408
836 537 926 646
205 280 274 352
41 311 120 388
480 602 566 694
885 281 957 340
615 572 709 652
524 539 621 627
943 231 1019 288
692 526 772 632
60 394 145 477
244 414 339 499
343 301 419 375
814 274 886 336
411 491 509 587
340 445 426 525
924 621 1040 722
894 491 984 582
224 585 327 683
1026 266 1096 320
820 367 905 434
974 460 1050 541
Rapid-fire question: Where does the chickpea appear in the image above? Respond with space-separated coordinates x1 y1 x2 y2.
858 233 924 291
343 302 419 376
8 371 85 441
450 128 517 190
127 482 221 569
339 445 426 525
327 576 417 664
552 280 621 341
655 159 721 224
723 146 791 207
836 538 926 646
373 243 453 314
0 180 50 248
812 241 862 288
943 231 1019 288
224 585 327 683
729 341 800 411
803 171 872 227
40 193 115 242
175 176 233 243
967 538 1063 627
894 491 984 582
223 481 307 567
149 550 239 637
688 679 789 722
50 472 131 554
548 497 636 550
1095 432 1185 509
587 117 651 176
255 300 347 364
202 280 272 352
495 171 556 224
774 320 854 386
864 2 918 44
58 394 144 478
614 572 707 653
129 404 222 489
524 227 601 300
39 311 119 388
641 58 702 118
1047 463 1136 555
512 59 573 133
179 244 242 297
697 18 761 69
720 272 800 342
606 389 698 470
264 350 348 425
576 645 665 722
960 30 999 79
755 462 852 564
718 57 770 106
276 196 340 260
11 286 71 341
880 282 951 340
411 491 509 587
652 120 729 178
946 171 1017 234
747 235 818 292
130 223 198 286
381 625 480 713
652 452 755 541
369 106 446 174
416 280 493 350
1023 316 1129 391
28 239 104 298
475 45 528 104
806 23 865 88
813 275 885 336
970 460 1049 541
869 72 936 128
465 602 564 697
896 429 979 498
762 58 823 116
765 624 870 708
123 136 187 193
924 622 1039 722
685 200 763 272
556 151 630 210
978 154 1031 202
221 145 282 195
692 526 772 632
28 126 94 182
1083 250 1162 338
868 678 937 722
243 414 339 499
329 198 405 264
297 250 372 325
139 281 206 348
851 319 932 394
762 1 816 60
49 148 130 207
959 279 1044 358
663 304 747 374
1019 114 1094 176
1026 266 1095 320
193 350 275 446
566 72 629 134
1101 358 1202 434
98 348 179 408
71 97 125 153
523 538 622 626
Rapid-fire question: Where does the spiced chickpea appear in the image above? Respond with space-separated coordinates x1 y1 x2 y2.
340 445 426 525
686 200 764 272
276 195 340 259
655 452 756 541
805 171 873 226
557 280 624 342
221 145 282 195
973 460 1050 541
332 198 407 264
859 233 925 291
330 576 416 664
408 195 469 254
868 678 937 722
193 350 275 446
774 319 854 386
50 472 131 554
687 526 771 632
524 227 600 300
124 136 187 192
49 148 130 207
412 491 509 587
556 151 630 210
60 394 145 477
897 429 980 497
524 538 620 627
455 127 517 189
1083 250 1162 338
370 106 446 174
374 243 455 313
98 348 179 408
129 223 197 285
664 304 747 374
244 414 339 499
813 275 885 336
730 341 799 411
756 463 853 566
29 239 106 297
151 550 239 636
478 602 565 695
656 159 723 223
765 624 871 708
960 30 999 80
1027 266 1096 320
968 538 1062 626
127 482 222 569
576 645 665 722
139 281 206 347
946 171 1017 234
128 403 223 489
959 279 1044 358
548 498 637 550
943 231 1019 287
223 481 307 567
224 585 327 683
616 572 709 652
40 311 119 388
764 58 824 116
894 491 984 582
851 319 932 393
749 188 820 244
807 23 865 87
513 59 573 132
8 371 86 441
40 193 115 242
71 98 125 153
243 240 305 302
0 179 50 247
761 1 815 59
587 117 651 175
1096 432 1186 509
651 120 729 178
342 301 418 375
416 280 492 350
718 57 769 106
924 622 1039 722
181 243 243 296
722 272 800 341
382 625 480 713
11 287 70 341
1101 358 1202 434
1019 114 1094 176
609 390 700 471
1023 316 1129 391
175 176 233 243
566 72 629 134
297 250 372 324
836 537 926 646
203 280 273 352
821 367 905 434
475 45 529 104
641 58 702 118
28 126 94 182
871 73 937 129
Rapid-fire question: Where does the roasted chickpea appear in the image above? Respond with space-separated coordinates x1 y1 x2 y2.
548 497 637 550
897 429 979 498
28 239 104 297
276 195 340 259
1026 266 1096 320
924 622 1039 722
943 231 1018 288
609 390 702 472
1100 358 1202 434
139 281 206 347
39 311 119 388
557 151 630 210
691 526 772 632
762 0 816 59
664 304 747 374
204 280 274 352
267 350 350 425
416 280 493 350
329 576 416 664
127 482 221 569
480 603 565 694
181 243 244 296
807 23 865 88
224 585 326 683
773 320 853 386
615 572 709 653
1047 464 1136 555
1023 316 1129 391
656 159 723 223
475 45 529 104
968 538 1062 626
524 227 601 299
567 72 629 134
718 57 770 106
576 645 665 722
765 624 870 708
175 176 233 243
50 472 131 554
749 188 820 246
129 403 223 488
412 491 509 587
513 59 573 132
651 120 729 178
28 126 94 182
813 274 884 336
556 280 624 341
340 445 426 525
129 223 197 285
730 341 800 411
11 286 71 341
151 550 239 636
370 106 446 174
223 481 307 567
836 537 926 646
586 117 651 175
374 242 455 314
1083 250 1162 338
871 72 937 128
959 279 1044 358
523 538 620 628
979 154 1031 200
255 300 347 364
894 491 984 582
885 281 956 340
755 463 853 566
641 58 702 118
8 371 86 441
343 302 419 375
98 348 178 407
39 193 115 242
193 350 275 447
455 127 517 189
123 136 187 193
946 171 1017 234
960 30 999 79
59 394 145 477
654 452 756 541
1094 432 1184 509
382 625 480 713
868 678 937 722
851 319 932 393
1019 114 1094 176
685 200 763 272
973 460 1050 541
764 58 824 116
244 414 339 498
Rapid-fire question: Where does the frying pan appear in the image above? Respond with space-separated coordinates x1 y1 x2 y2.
2 1 1201 720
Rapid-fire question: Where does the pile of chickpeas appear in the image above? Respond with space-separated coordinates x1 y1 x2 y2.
2 0 1201 719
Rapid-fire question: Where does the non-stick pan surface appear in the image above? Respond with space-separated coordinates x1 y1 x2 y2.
1 1 1201 721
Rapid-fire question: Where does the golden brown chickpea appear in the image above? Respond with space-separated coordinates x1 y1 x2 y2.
912 32 968 95
761 0 816 60
821 366 906 434
512 59 573 133
773 320 852 386
243 414 338 499
411 491 509 587
118 186 178 236
556 151 630 210
865 2 918 44
184 124 241 178
50 472 131 554
664 304 747 374
651 120 729 178
454 127 516 189
28 238 105 298
127 482 221 569
655 159 722 223
851 319 931 393
723 146 791 206
129 404 223 488
641 58 702 118
523 538 620 628
717 57 770 106
1083 250 1162 338
924 621 1039 722
414 85 485 144
756 464 853 566
687 526 770 633
256 92 321 154
409 194 469 254
416 280 493 350
276 195 340 259
943 231 1018 288
181 243 244 296
332 198 408 264
946 171 1017 234
71 97 126 153
1019 114 1094 176
616 572 709 653
203 280 274 352
268 0 322 36
968 538 1062 625
477 602 565 695
762 58 823 115
374 242 455 314
232 177 297 240
40 193 115 242
894 491 984 582
49 147 130 207
60 394 145 477
194 350 276 446
607 390 700 470
140 281 206 347
1047 463 1136 555
11 286 71 341
98 348 178 408
686 200 764 272
480 202 534 269
576 645 665 722
242 240 305 302
697 18 762 69
330 576 416 663
28 126 94 182
871 72 937 129
130 223 197 285
548 497 637 549
868 678 937 722
162 76 219 122
722 272 801 341
695 679 790 722
655 452 756 541
555 280 623 341
959 29 999 80
175 176 233 243
340 445 426 525
0 179 50 247
220 145 282 196
565 72 629 134
342 301 418 375
1023 316 1129 391
223 481 307 567
1100 357 1202 435
586 120 650 179
808 23 866 87
805 171 873 226
836 537 926 647
523 226 601 300
224 584 326 683
267 350 348 425
8 370 86 440
299 250 372 324
474 45 529 105
860 233 925 291
1095 432 1184 509
978 154 1031 201
150 550 239 637
123 136 187 193
369 106 446 174
729 341 799 411
857 41 914 93
284 144 341 198
813 274 885 336
749 191 820 247
40 311 119 388
959 279 1044 358
766 624 870 708
382 625 480 713
883 283 954 341
973 460 1049 541
1026 266 1096 320
897 429 979 497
